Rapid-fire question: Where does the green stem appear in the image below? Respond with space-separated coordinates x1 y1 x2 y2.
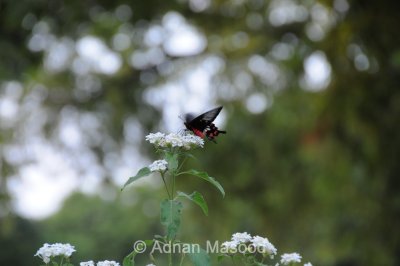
176 156 188 173
171 173 176 199
179 250 186 266
168 242 173 266
231 255 238 266
171 155 188 198
161 172 171 199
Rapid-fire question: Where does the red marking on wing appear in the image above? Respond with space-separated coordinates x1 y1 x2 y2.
193 128 205 138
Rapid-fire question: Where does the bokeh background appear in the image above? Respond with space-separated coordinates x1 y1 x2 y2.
1 0 399 265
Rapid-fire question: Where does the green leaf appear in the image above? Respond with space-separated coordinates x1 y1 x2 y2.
122 167 151 190
145 239 155 247
122 240 154 266
179 169 225 197
177 191 208 216
122 250 136 266
187 246 211 266
164 151 179 172
160 199 183 240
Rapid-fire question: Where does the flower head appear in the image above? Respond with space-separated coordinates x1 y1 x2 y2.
80 261 95 266
221 240 239 252
251 236 277 256
145 132 204 149
97 260 120 266
181 134 204 149
280 252 302 265
304 263 312 266
35 243 76 263
232 232 252 243
149 160 168 172
145 132 166 146
165 133 184 147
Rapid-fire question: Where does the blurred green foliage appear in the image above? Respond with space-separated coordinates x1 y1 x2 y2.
1 0 400 265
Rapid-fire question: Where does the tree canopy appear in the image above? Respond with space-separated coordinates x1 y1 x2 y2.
1 0 399 265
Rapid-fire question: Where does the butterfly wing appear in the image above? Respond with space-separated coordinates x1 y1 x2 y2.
184 106 226 141
188 106 223 131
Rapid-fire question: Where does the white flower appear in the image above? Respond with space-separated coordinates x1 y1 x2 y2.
280 252 302 265
145 132 166 145
80 261 95 266
52 243 75 256
146 264 156 266
35 243 76 263
145 132 204 149
149 159 168 172
221 240 239 249
232 232 252 243
181 134 204 149
251 236 277 256
165 133 184 147
97 260 120 266
304 263 312 266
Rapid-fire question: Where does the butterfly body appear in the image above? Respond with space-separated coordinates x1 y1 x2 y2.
184 106 226 142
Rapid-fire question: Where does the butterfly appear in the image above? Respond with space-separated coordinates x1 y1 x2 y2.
184 106 226 143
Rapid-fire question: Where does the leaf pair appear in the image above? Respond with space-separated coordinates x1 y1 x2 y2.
122 166 225 199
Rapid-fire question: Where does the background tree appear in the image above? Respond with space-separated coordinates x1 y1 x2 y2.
0 0 399 265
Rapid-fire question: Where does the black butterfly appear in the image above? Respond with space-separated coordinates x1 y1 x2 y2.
184 106 226 143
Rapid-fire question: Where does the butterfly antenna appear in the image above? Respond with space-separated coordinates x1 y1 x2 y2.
178 128 186 135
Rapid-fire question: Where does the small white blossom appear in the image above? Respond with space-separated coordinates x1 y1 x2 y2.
181 134 204 149
149 160 168 172
251 236 277 256
232 232 252 243
145 132 166 145
165 133 184 147
221 240 239 252
146 264 156 266
145 132 204 149
280 252 302 265
80 261 95 266
35 243 76 264
304 263 312 266
97 260 120 266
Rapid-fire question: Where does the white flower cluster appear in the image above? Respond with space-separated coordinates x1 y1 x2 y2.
232 232 252 243
149 159 168 172
80 261 95 266
35 243 76 264
280 252 302 265
221 232 277 257
251 235 277 255
221 233 311 265
80 260 120 266
145 132 204 149
96 260 120 266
